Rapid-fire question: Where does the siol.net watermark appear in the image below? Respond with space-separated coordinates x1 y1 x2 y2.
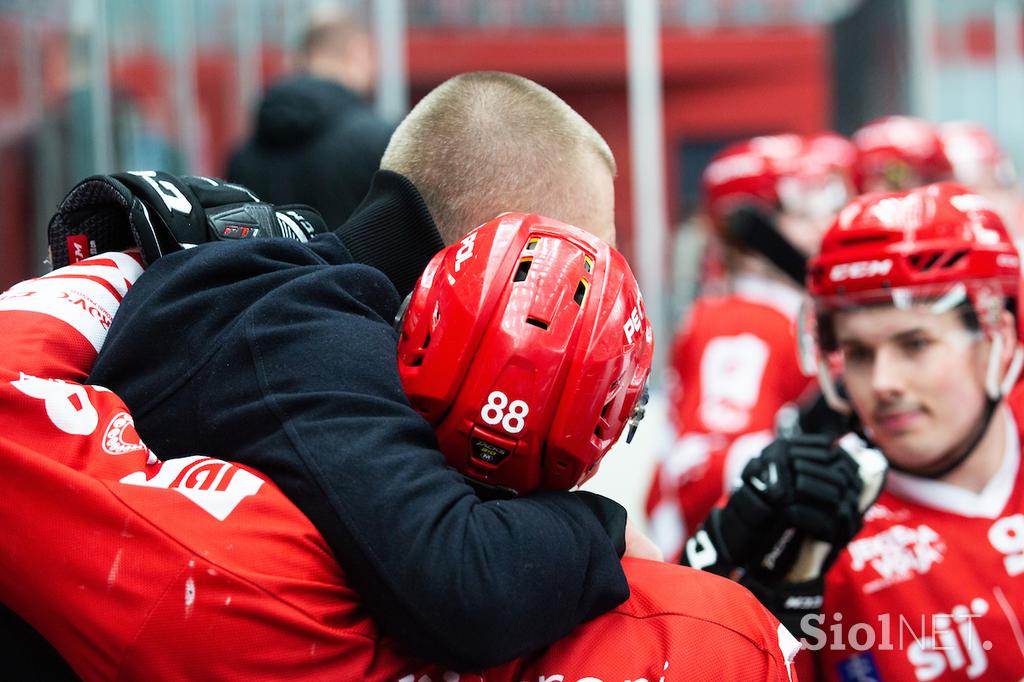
801 600 992 678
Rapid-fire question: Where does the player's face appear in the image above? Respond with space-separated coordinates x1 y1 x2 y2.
833 305 989 470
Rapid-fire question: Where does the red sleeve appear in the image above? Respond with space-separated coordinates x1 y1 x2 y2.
0 252 143 381
0 254 380 680
504 559 803 681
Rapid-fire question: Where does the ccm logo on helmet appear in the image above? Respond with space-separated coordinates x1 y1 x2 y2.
454 232 478 273
623 303 646 344
829 259 893 282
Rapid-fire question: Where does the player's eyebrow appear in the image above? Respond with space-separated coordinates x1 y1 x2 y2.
837 326 929 348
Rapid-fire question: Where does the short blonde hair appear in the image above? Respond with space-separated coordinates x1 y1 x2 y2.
381 71 616 244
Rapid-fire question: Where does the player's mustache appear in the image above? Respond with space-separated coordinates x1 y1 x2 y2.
872 400 923 420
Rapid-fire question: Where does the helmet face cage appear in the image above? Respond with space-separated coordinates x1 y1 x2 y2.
397 213 654 495
803 183 1023 412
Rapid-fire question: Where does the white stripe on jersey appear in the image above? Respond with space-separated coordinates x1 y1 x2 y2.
0 252 141 353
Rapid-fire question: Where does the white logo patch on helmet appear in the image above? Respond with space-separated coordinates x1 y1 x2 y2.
829 259 894 282
454 232 478 273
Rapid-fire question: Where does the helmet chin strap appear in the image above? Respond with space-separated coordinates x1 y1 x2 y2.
819 336 1024 480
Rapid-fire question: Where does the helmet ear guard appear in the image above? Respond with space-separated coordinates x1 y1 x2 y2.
397 213 654 494
796 300 853 414
984 316 1024 400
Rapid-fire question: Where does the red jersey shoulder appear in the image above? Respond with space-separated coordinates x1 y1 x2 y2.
491 559 801 682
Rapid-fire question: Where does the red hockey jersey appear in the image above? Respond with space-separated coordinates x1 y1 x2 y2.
802 392 1024 681
0 254 800 681
647 276 813 560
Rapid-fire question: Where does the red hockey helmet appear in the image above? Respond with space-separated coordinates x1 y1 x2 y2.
803 183 1023 411
852 116 954 192
939 121 1016 189
702 134 804 230
397 213 653 494
702 133 857 282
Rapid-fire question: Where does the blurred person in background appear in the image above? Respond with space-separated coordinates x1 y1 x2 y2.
939 120 1024 236
687 182 1024 680
226 8 394 227
645 133 859 561
852 115 954 192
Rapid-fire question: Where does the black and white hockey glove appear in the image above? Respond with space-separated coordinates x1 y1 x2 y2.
48 170 329 268
683 433 887 638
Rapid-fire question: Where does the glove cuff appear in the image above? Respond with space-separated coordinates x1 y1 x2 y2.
741 574 825 641
48 176 137 268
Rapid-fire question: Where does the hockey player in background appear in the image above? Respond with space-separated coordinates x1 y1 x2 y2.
645 132 859 559
939 120 1024 237
0 217 800 681
687 182 1024 680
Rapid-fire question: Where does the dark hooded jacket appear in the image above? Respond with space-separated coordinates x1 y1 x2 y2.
227 74 394 228
88 171 630 670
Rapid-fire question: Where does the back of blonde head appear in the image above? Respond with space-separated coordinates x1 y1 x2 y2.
381 71 616 245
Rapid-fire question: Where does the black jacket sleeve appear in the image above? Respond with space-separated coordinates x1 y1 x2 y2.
89 235 629 669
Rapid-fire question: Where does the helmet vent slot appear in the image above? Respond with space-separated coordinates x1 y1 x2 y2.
593 401 613 438
909 250 951 272
584 256 594 273
837 233 891 247
514 258 533 282
526 317 549 330
920 251 943 271
526 238 540 251
573 279 589 306
943 249 969 269
421 331 431 349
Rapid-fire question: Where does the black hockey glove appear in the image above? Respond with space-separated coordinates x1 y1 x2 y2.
683 433 887 638
48 170 329 268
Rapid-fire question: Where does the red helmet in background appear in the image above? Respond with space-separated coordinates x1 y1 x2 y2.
852 116 954 192
701 132 858 283
702 134 804 230
939 121 1016 189
397 213 653 494
804 183 1023 411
